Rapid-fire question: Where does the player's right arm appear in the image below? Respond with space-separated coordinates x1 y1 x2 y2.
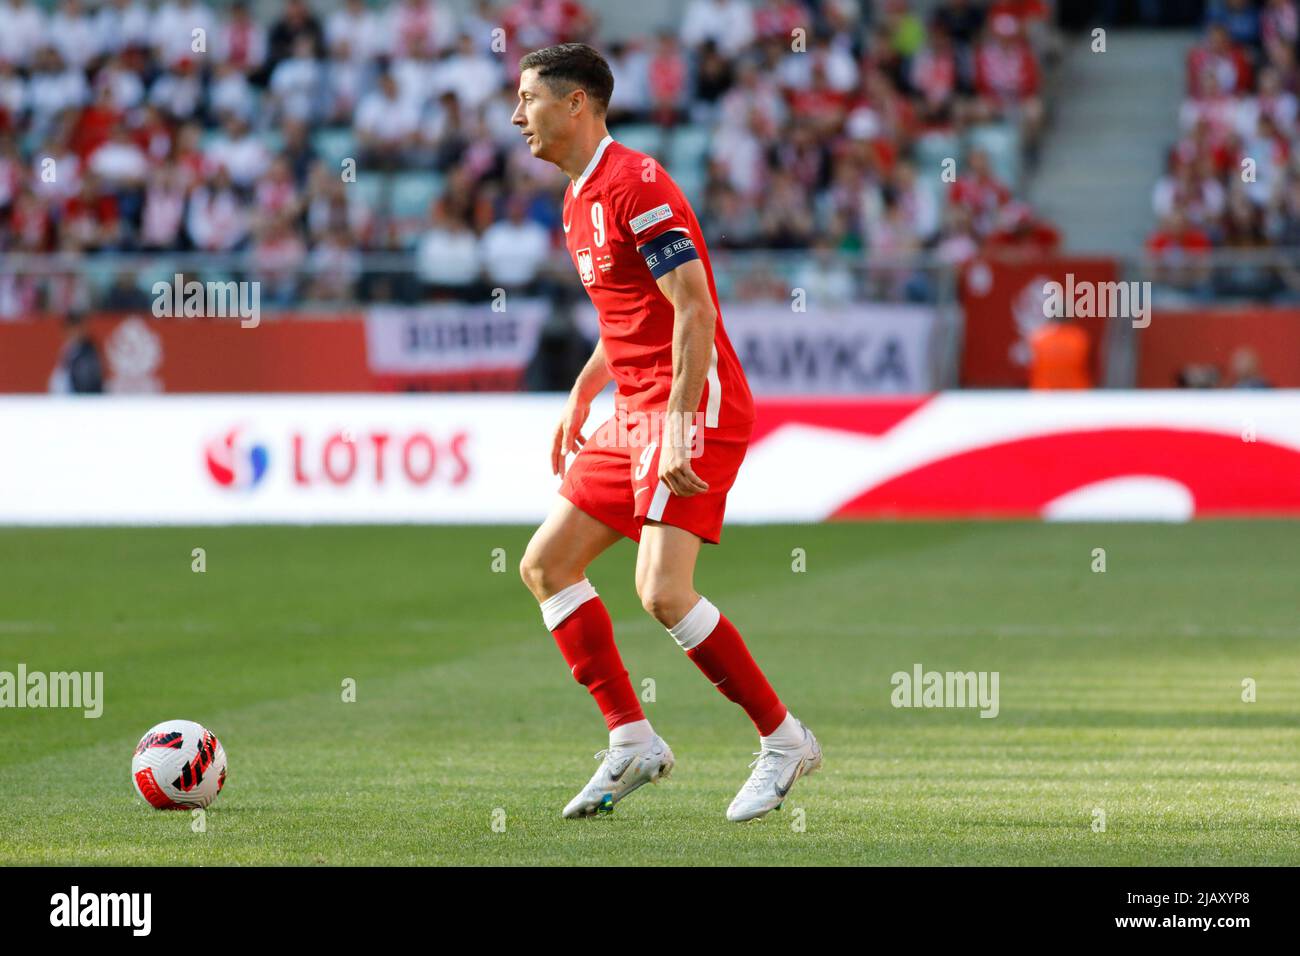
552 338 611 478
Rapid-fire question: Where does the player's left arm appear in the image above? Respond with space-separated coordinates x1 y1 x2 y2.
653 257 713 498
619 169 714 498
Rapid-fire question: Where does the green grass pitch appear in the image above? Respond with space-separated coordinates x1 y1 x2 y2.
0 521 1296 866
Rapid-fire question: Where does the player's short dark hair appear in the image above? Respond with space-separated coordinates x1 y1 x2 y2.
519 43 614 115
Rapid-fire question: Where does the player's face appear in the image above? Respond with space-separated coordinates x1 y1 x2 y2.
512 68 570 162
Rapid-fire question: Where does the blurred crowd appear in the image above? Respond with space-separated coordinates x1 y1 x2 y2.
0 0 1062 315
1147 0 1300 300
646 0 1057 260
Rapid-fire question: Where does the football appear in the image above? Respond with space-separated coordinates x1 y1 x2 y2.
131 720 227 811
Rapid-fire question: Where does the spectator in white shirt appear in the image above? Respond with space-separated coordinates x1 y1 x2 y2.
392 38 440 115
269 35 327 123
95 0 153 55
50 0 101 70
889 161 939 243
152 0 217 68
1235 67 1298 138
326 0 383 64
88 124 149 188
325 38 366 122
31 130 81 202
139 161 189 250
606 40 652 123
415 203 482 294
26 47 89 134
420 90 470 169
777 34 859 92
306 173 372 244
209 62 257 124
718 61 786 139
482 85 523 149
436 34 504 114
216 1 268 72
0 60 27 124
252 213 307 305
205 116 270 189
1239 113 1289 207
94 55 146 112
1152 157 1226 226
0 0 49 68
480 197 552 289
307 227 362 301
935 205 979 266
186 165 250 252
792 237 855 306
710 109 768 197
681 0 755 57
460 0 500 56
149 58 204 121
356 72 422 166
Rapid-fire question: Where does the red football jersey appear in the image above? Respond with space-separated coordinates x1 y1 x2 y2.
562 137 754 429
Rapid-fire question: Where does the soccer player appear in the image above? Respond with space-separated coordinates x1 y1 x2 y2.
513 43 821 821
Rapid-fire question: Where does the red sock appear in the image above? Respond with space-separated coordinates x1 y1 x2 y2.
547 591 644 731
684 609 787 735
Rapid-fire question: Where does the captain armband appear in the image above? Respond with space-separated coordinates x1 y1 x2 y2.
638 230 700 279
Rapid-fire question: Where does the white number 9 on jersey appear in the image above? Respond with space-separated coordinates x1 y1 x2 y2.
634 441 657 481
591 202 605 247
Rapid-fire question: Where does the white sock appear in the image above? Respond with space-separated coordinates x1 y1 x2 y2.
539 579 598 631
760 711 804 752
609 719 655 750
666 596 720 650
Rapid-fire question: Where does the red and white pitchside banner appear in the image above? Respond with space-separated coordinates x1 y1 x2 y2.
0 392 1298 524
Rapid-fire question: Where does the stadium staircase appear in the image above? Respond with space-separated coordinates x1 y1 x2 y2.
1025 28 1197 254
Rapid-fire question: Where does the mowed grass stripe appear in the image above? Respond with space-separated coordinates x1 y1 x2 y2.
0 522 1296 865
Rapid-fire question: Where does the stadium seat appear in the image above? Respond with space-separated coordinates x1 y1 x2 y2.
918 172 948 221
914 131 961 178
966 123 1021 190
390 171 444 219
198 128 222 152
312 128 356 167
350 175 387 213
670 167 707 209
135 258 178 297
611 123 663 157
667 126 711 172
82 262 117 301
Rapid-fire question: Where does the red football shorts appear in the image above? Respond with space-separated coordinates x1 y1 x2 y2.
559 413 752 545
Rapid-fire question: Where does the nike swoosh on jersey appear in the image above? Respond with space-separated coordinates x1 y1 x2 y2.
562 220 572 233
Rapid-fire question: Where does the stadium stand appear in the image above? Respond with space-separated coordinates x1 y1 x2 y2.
0 0 1062 313
1148 0 1300 301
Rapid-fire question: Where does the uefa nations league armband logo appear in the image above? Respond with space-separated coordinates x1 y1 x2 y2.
205 427 269 490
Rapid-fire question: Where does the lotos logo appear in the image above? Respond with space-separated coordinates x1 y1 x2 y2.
291 429 471 486
205 427 269 489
